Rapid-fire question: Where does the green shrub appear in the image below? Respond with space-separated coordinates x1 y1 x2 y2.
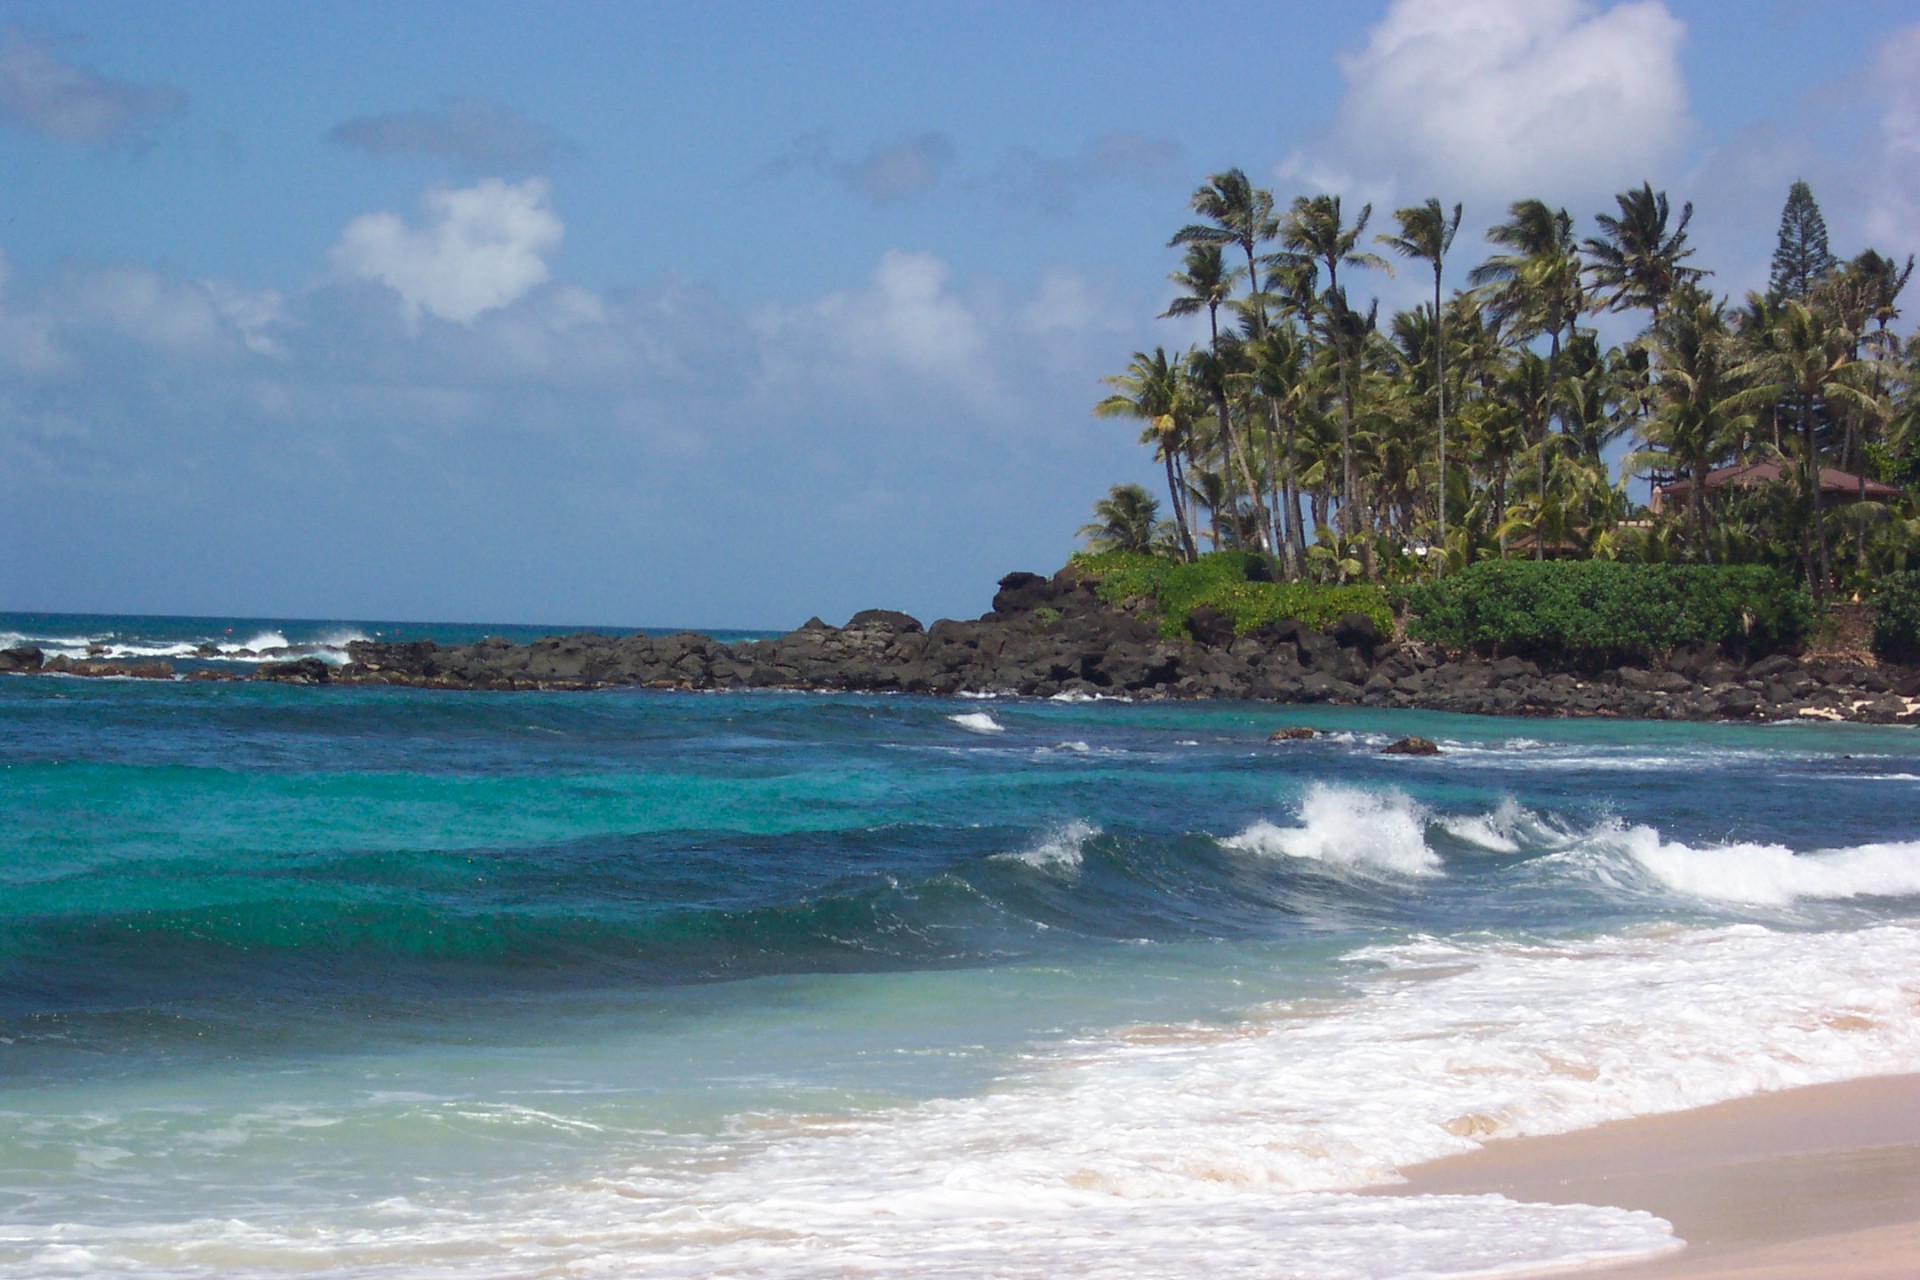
1404 560 1813 662
1071 551 1394 640
1872 570 1920 662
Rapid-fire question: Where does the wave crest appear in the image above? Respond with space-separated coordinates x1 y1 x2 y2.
996 819 1102 873
1223 784 1442 877
1607 827 1920 906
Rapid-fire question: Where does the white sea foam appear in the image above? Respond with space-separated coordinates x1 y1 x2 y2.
241 630 291 651
1223 783 1442 877
21 921 1920 1278
554 922 1920 1278
1225 786 1920 908
949 711 1006 734
1436 795 1579 856
1219 786 1920 908
1601 827 1920 906
996 819 1101 873
1438 796 1528 853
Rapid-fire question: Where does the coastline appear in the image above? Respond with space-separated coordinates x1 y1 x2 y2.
6 567 1918 725
1380 1073 1920 1277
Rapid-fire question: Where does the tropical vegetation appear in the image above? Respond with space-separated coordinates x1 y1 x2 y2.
1086 175 1919 620
1074 549 1393 641
1404 561 1813 664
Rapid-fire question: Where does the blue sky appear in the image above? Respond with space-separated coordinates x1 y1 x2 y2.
1 0 1916 628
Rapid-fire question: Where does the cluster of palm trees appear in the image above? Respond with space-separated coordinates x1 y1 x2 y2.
1089 173 1919 597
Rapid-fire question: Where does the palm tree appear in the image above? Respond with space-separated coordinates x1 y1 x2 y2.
1731 296 1891 593
1248 322 1314 576
1283 194 1391 547
1163 245 1273 554
1472 199 1585 555
1095 347 1200 560
1627 286 1747 559
1172 168 1279 335
1584 184 1705 323
1379 198 1463 554
1079 484 1166 555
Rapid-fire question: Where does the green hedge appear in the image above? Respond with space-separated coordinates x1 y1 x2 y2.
1872 570 1920 662
1072 551 1394 640
1403 560 1813 662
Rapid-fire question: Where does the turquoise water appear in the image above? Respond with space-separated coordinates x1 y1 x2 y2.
6 613 1920 1277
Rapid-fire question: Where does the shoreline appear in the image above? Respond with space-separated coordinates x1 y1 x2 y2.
1379 1073 1920 1277
5 568 1918 725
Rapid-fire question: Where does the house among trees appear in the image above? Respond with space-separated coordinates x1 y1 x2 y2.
1651 461 1901 514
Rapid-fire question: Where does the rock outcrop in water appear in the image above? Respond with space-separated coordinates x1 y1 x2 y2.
315 566 1920 724
11 567 1920 724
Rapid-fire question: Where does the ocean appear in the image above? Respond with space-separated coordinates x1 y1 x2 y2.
5 612 1920 1278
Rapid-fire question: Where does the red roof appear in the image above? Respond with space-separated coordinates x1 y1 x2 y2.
1656 460 1900 499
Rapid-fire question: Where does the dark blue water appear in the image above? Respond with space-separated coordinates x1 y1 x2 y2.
5 612 1920 1277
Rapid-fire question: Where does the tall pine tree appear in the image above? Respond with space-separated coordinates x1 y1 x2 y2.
1769 180 1837 300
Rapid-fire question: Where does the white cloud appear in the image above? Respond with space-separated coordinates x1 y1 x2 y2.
73 268 288 358
69 268 218 354
755 250 990 403
1324 0 1692 203
205 281 293 357
1865 24 1920 250
0 252 285 369
329 178 563 325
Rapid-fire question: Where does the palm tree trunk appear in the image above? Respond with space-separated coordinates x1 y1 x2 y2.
1267 400 1296 573
1164 452 1197 561
1232 413 1276 558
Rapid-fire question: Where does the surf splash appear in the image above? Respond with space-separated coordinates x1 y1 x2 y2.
1222 783 1443 877
1605 827 1920 906
995 819 1101 873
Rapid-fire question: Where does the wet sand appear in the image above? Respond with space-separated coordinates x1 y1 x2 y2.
1383 1073 1920 1277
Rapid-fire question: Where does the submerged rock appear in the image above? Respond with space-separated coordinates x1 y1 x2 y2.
1381 736 1441 756
1269 727 1318 741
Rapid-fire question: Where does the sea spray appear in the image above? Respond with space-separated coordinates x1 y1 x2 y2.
1607 827 1920 906
1222 783 1442 876
994 819 1101 873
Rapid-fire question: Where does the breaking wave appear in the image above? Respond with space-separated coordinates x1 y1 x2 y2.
1222 783 1443 877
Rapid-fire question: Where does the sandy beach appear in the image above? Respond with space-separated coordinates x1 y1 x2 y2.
1382 1073 1920 1277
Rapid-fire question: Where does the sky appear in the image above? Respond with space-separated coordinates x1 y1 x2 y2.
1 0 1917 629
